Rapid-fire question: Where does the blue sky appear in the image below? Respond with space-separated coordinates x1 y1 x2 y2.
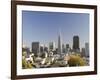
22 11 89 49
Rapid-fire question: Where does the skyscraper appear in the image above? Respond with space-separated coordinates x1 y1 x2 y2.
85 43 89 57
49 42 55 51
73 36 80 52
62 44 65 53
58 33 62 54
66 44 69 49
66 44 70 53
44 46 48 53
32 42 40 56
40 45 44 53
81 48 85 57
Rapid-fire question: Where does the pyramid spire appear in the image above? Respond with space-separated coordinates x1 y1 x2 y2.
58 28 62 54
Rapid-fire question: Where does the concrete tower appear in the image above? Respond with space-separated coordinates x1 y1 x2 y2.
58 30 62 54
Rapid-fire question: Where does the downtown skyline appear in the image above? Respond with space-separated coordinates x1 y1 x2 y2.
22 11 89 49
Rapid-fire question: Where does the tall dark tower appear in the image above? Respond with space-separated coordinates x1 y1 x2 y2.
32 42 40 56
73 36 80 52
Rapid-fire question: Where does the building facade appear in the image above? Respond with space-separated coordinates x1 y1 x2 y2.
49 42 55 51
85 43 89 57
73 36 80 52
32 42 40 56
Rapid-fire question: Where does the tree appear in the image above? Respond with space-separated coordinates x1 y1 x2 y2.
27 61 33 68
22 58 27 69
68 54 86 66
22 59 33 69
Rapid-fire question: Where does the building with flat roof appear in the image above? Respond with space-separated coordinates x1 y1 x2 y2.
32 42 40 56
85 43 89 57
73 35 80 52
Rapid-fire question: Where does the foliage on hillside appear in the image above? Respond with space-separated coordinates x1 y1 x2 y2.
68 54 86 66
22 58 33 69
